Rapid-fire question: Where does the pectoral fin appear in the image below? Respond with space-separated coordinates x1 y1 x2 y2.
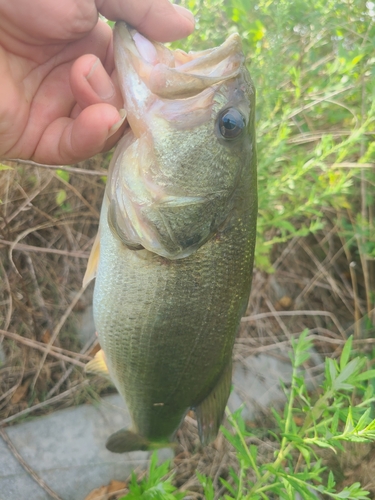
83 231 100 287
195 360 233 445
84 349 111 380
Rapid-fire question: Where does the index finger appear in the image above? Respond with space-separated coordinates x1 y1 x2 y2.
96 0 195 42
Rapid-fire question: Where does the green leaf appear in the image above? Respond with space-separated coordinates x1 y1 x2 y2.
293 329 313 367
197 472 215 500
340 336 353 370
220 478 236 497
327 358 338 386
0 163 13 171
331 410 340 434
55 189 67 206
327 470 336 490
249 444 258 463
56 169 70 182
334 358 361 390
296 444 311 467
354 409 372 432
351 54 365 67
356 370 375 382
305 438 336 452
343 406 355 434
119 452 185 500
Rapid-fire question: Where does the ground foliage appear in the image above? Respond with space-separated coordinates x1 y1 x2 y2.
174 0 375 276
119 333 375 499
0 0 375 498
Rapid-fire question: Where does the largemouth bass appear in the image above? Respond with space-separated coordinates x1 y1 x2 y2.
84 22 257 453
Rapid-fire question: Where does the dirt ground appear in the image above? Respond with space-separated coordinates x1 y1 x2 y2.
1 157 374 499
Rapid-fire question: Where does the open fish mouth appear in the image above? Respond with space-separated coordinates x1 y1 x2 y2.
114 22 244 101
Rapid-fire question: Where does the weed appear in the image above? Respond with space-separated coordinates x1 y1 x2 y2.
119 452 185 500
122 333 375 499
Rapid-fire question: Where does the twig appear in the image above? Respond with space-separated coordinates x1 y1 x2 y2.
272 237 299 270
341 212 362 338
295 238 358 319
0 329 92 361
264 85 355 133
0 384 20 405
265 298 291 340
32 286 88 387
331 162 375 168
0 329 90 363
7 158 107 176
0 380 89 425
0 175 52 231
25 255 54 333
0 238 90 259
53 172 100 218
0 428 63 500
241 309 346 338
8 218 88 272
46 334 98 399
287 130 352 145
297 239 341 301
0 362 25 409
0 259 12 332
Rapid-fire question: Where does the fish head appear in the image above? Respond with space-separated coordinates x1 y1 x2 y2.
107 22 256 259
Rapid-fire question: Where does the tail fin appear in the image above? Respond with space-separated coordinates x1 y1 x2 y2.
106 428 174 453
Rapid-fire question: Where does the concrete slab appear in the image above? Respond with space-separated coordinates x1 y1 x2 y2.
0 395 173 500
229 348 323 421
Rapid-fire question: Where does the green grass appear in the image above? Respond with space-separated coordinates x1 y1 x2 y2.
173 0 375 273
121 333 375 499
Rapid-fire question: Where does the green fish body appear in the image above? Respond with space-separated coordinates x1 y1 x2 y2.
85 22 257 453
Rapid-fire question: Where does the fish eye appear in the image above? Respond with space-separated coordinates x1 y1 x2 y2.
217 108 245 140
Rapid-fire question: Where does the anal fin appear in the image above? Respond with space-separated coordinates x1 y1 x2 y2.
195 359 233 445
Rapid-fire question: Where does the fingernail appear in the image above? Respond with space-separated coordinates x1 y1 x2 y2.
108 109 127 139
86 58 115 100
174 5 195 28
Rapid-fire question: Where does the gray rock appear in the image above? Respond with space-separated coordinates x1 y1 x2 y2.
229 348 323 421
0 394 173 500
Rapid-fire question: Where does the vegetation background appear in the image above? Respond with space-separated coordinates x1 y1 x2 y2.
0 0 374 498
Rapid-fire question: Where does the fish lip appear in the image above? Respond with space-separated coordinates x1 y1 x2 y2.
114 21 244 99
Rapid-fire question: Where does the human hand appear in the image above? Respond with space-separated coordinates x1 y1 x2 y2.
0 0 194 164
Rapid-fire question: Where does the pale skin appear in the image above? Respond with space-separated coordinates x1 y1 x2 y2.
0 0 194 165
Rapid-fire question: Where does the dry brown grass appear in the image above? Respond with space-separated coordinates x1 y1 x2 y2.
0 155 110 423
0 156 374 497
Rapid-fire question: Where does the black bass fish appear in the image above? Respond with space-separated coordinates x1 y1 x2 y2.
84 21 257 453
